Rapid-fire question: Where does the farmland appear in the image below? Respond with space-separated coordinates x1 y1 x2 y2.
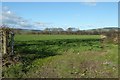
2 35 118 78
15 34 100 41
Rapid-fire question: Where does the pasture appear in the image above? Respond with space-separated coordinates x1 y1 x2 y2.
2 35 118 78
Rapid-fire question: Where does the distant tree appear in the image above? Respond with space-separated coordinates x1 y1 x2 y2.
44 28 51 32
66 27 78 32
66 27 79 34
43 28 64 34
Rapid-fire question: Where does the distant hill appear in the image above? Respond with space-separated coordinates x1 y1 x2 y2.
85 27 119 32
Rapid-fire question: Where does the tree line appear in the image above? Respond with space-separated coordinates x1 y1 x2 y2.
14 27 119 36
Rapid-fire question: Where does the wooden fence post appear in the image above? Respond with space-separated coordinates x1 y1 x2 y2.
0 28 14 56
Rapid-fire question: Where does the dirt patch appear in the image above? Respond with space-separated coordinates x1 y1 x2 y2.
79 60 102 78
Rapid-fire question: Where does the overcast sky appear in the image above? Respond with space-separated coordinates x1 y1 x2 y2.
1 2 118 30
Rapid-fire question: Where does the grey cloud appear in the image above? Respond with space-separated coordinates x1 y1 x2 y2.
1 6 35 28
82 0 97 6
1 6 54 30
83 2 96 6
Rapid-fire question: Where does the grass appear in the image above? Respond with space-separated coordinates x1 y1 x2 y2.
2 34 118 78
15 34 100 41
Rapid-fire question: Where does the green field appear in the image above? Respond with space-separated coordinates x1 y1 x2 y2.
2 35 118 78
15 34 100 41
